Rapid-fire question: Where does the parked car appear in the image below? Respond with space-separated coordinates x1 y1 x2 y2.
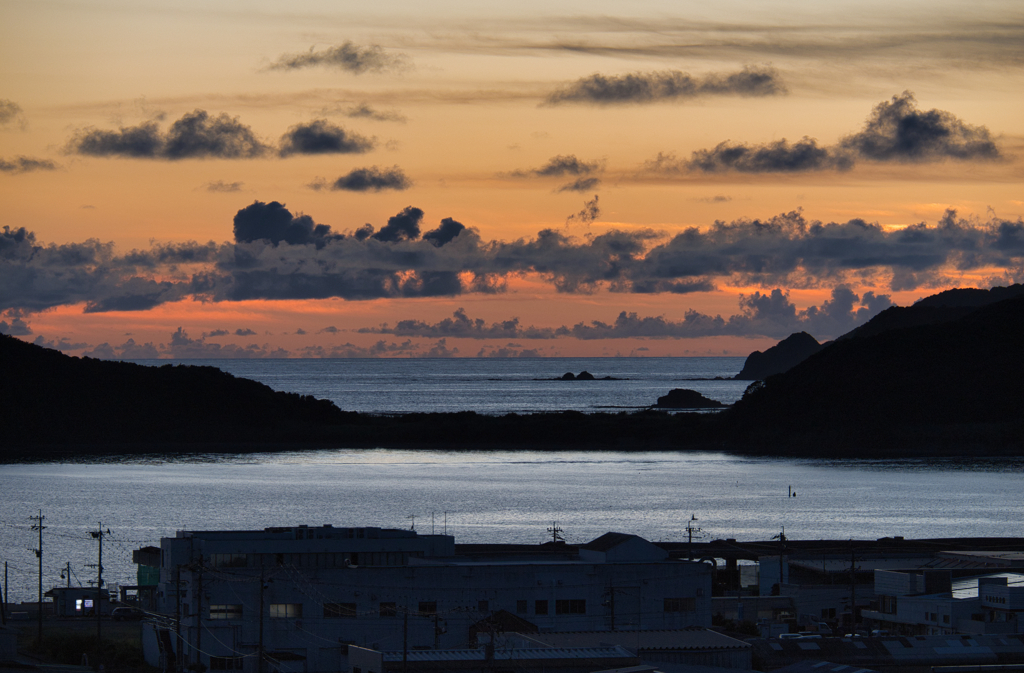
111 607 144 621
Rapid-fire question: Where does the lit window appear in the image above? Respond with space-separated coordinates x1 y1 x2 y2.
270 603 303 619
210 604 242 620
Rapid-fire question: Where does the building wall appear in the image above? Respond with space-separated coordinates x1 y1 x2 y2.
152 528 711 673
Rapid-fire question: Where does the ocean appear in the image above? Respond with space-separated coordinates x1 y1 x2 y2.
135 356 751 414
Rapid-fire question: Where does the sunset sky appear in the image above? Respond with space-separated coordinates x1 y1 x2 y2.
2 0 1022 358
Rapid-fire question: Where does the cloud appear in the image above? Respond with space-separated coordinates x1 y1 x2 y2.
294 328 307 335
338 103 407 123
317 166 411 192
372 206 423 243
360 308 552 339
234 328 256 336
0 100 24 127
268 42 409 73
476 345 545 358
233 200 341 247
658 93 1000 174
360 286 891 342
204 329 230 337
299 339 420 358
318 326 340 334
66 110 270 159
3 207 1022 314
422 218 465 246
33 335 90 352
688 139 854 173
515 154 602 178
0 317 32 335
279 119 374 156
422 338 459 358
567 195 600 225
558 177 601 193
839 91 1001 162
545 65 785 105
1 156 59 174
204 180 243 192
166 327 278 358
82 337 160 359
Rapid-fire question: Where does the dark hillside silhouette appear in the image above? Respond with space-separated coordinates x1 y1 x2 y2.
726 293 1024 452
838 283 1024 340
734 331 824 380
0 335 354 450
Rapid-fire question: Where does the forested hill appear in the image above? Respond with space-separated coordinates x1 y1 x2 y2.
725 293 1024 452
0 334 352 449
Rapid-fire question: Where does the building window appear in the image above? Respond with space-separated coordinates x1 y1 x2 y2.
535 600 548 615
555 599 586 615
209 554 247 568
943 615 950 624
209 604 242 620
270 603 302 619
478 600 489 613
209 656 244 670
664 598 696 613
324 603 356 618
379 602 397 618
418 602 437 616
516 600 527 614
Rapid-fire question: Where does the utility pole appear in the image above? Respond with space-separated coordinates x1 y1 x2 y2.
607 582 616 631
547 522 564 544
257 568 265 673
89 523 106 669
1 561 7 626
686 514 702 561
402 606 409 673
29 511 45 645
849 542 858 630
195 555 203 673
175 566 182 673
771 526 787 595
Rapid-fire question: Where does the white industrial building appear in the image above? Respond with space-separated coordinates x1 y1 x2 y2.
140 526 713 672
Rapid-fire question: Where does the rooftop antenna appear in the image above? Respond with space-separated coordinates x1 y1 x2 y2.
408 514 416 531
431 512 435 535
685 514 703 561
547 522 564 544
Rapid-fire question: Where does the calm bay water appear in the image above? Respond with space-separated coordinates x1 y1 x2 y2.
2 451 1023 603
1 359 1021 603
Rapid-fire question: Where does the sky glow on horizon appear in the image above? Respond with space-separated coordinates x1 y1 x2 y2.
1 0 1022 358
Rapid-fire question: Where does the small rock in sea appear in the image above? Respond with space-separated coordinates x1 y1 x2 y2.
576 371 595 380
560 372 576 380
654 388 724 409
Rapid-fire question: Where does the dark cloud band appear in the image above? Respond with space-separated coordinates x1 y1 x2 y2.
545 66 785 105
2 206 1021 314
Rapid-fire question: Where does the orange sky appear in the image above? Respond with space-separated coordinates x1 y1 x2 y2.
2 0 1022 357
